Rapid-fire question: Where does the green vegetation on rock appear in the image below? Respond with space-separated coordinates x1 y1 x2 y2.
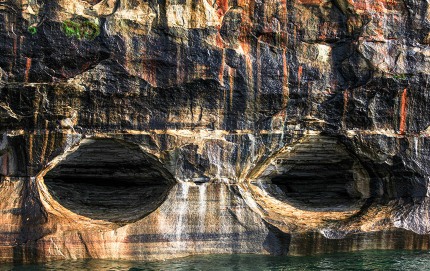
393 74 407 80
62 19 100 40
28 26 37 35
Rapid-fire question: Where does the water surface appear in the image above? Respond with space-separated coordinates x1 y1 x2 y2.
3 250 430 271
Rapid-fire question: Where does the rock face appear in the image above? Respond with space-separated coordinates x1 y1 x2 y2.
1 0 430 263
44 138 175 224
261 135 369 210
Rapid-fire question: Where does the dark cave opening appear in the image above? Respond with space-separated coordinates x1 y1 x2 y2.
270 136 369 210
43 138 175 224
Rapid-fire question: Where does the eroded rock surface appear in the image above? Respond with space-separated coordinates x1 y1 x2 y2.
1 0 430 263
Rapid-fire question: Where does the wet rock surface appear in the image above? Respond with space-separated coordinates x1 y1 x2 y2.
1 0 430 263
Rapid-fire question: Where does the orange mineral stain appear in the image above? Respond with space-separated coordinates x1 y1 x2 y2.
298 65 303 87
216 32 225 48
25 57 32 82
281 0 287 23
216 0 229 17
399 88 407 135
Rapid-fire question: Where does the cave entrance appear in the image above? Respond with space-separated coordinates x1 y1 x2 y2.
43 138 175 224
270 136 369 210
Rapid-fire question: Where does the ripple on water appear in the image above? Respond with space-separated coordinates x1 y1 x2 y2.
3 250 430 271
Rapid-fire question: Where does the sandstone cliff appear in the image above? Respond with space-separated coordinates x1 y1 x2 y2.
1 0 430 262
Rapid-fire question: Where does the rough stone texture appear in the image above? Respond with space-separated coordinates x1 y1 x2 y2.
44 138 175 224
1 0 430 263
260 135 370 209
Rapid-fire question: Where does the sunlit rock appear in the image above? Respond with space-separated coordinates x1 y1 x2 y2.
1 0 430 263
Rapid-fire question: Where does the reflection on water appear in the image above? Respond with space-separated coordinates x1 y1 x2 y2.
2 250 430 271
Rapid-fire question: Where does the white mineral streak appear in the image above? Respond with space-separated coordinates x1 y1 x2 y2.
236 184 261 216
106 1 156 35
316 44 331 63
55 0 93 19
157 187 175 243
166 0 219 28
198 183 207 234
414 136 419 157
207 143 222 181
219 184 228 234
175 182 190 249
109 228 129 259
319 228 349 239
393 198 430 234
0 102 22 121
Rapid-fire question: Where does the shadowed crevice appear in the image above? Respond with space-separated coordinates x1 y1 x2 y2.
43 138 175 224
268 136 370 211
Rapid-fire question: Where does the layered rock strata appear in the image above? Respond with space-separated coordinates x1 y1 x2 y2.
1 0 430 263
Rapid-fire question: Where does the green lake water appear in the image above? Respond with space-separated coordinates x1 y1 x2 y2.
2 250 430 271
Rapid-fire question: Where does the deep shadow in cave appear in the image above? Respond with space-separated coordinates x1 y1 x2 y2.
270 136 370 211
43 139 175 224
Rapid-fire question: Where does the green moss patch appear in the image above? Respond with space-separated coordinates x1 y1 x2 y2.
62 19 100 40
28 26 37 35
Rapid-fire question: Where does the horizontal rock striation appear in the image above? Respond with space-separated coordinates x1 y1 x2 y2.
262 135 369 210
44 138 174 224
1 0 430 263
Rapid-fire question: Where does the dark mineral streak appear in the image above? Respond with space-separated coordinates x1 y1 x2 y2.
1 0 430 263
